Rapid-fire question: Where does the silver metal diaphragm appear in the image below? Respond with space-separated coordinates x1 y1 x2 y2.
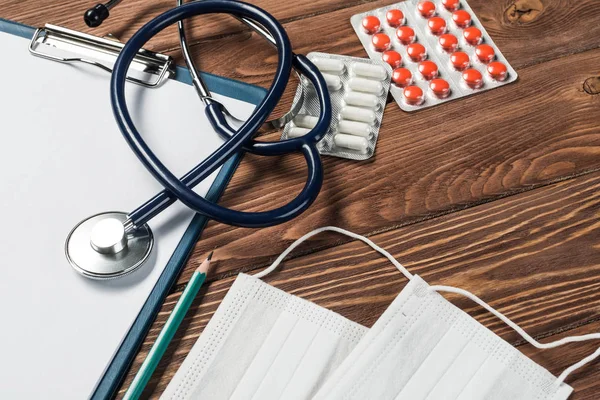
65 211 153 280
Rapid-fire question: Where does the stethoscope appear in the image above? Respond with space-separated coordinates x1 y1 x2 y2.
65 0 332 279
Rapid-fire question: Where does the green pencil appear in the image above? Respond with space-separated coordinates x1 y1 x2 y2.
123 252 213 400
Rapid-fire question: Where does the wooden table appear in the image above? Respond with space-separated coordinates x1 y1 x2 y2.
5 0 600 398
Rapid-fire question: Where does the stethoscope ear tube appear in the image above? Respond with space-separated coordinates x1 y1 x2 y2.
112 0 330 228
209 54 332 156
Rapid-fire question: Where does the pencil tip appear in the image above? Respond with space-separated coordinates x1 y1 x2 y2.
196 251 213 274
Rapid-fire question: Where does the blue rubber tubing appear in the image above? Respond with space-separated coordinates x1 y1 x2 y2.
112 0 331 228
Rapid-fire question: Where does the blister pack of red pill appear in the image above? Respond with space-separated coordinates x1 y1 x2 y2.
351 0 518 111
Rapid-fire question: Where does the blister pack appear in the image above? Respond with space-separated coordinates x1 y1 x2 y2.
351 0 517 111
282 52 392 160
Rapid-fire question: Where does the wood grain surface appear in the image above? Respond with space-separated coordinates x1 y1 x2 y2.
125 170 600 398
2 0 599 398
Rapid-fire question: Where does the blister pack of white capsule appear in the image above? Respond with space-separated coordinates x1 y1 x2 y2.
281 52 392 160
350 0 518 112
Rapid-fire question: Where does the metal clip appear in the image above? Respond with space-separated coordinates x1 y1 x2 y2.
29 24 174 88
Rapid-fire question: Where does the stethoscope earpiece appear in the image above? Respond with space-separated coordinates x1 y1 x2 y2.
83 0 122 27
84 4 109 27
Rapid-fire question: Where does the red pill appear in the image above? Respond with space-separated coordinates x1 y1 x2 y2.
418 61 439 80
362 15 381 34
450 51 470 70
430 78 451 98
392 68 413 87
475 44 495 63
386 9 405 27
396 26 416 45
404 85 425 105
439 34 458 52
407 43 427 62
382 50 403 68
462 68 483 89
442 0 461 12
428 17 447 35
463 26 483 45
487 61 508 81
417 1 436 18
452 10 471 28
372 33 391 52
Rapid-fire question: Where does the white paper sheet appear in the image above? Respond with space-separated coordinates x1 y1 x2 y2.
0 32 255 399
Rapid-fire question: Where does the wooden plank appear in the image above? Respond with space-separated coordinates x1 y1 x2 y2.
3 0 600 84
0 0 372 56
519 320 600 400
118 170 600 398
6 0 593 140
180 46 600 280
0 0 365 47
163 0 600 89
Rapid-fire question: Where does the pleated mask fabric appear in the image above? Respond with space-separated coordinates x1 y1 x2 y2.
160 272 367 400
162 226 600 400
289 227 599 400
314 274 573 400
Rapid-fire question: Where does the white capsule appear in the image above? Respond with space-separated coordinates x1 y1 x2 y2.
352 62 388 80
293 114 319 129
287 126 311 138
344 91 380 109
340 106 376 124
323 73 343 91
338 120 372 138
334 133 369 153
348 77 384 95
311 57 346 75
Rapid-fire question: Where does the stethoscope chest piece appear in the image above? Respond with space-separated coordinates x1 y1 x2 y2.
65 211 153 280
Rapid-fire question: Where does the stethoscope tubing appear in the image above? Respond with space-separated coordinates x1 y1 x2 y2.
211 55 331 155
112 0 331 228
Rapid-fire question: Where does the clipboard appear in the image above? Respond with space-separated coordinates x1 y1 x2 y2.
0 18 265 399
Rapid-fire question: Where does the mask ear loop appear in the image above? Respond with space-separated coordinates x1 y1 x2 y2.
429 285 600 387
254 226 600 387
253 226 412 280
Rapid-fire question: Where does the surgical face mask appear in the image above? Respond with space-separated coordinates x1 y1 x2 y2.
264 227 599 400
161 271 367 400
